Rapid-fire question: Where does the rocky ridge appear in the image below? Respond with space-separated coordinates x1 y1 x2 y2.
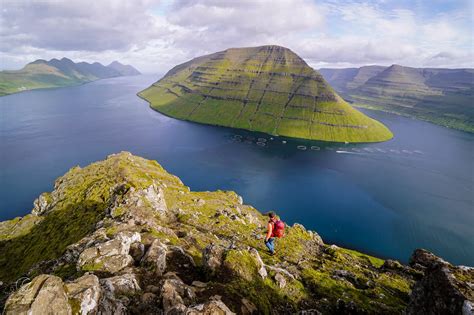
0 152 472 314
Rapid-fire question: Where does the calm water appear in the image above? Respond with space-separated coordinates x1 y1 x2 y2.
1 75 473 265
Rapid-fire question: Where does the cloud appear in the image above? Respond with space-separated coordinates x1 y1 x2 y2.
0 0 472 72
0 0 167 52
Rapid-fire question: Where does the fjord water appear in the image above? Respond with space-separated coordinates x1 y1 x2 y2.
1 75 472 265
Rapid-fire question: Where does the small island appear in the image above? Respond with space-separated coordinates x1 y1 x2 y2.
139 45 393 143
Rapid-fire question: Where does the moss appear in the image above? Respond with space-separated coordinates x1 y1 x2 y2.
339 248 385 268
149 229 180 245
105 226 119 238
110 206 126 218
223 250 260 282
68 298 82 315
81 261 105 272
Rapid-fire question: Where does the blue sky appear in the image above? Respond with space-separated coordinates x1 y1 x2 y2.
1 0 472 72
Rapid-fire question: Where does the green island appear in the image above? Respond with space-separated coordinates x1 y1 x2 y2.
319 65 474 133
1 152 472 314
0 58 140 96
139 45 393 143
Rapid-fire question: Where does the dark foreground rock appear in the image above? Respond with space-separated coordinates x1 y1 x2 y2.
407 249 474 315
0 152 472 314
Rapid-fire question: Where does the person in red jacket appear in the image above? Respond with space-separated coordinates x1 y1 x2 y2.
265 212 285 255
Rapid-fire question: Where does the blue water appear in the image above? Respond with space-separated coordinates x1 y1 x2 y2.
1 75 473 265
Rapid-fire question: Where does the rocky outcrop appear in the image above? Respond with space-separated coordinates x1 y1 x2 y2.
77 232 141 274
407 249 474 315
1 152 472 314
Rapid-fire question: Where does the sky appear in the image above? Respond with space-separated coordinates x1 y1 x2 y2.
1 0 473 73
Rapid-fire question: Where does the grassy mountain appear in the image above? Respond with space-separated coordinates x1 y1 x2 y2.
2 152 471 314
139 45 392 143
0 58 140 96
320 65 474 132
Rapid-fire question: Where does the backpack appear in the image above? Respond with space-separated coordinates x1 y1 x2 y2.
272 220 285 238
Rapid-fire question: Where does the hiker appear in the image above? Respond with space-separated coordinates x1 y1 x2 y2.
264 212 285 255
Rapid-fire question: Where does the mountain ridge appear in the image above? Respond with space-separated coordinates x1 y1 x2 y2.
0 152 472 314
0 59 141 96
319 65 474 132
139 45 393 143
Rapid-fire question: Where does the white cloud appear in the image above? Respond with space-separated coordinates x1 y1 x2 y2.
0 0 472 72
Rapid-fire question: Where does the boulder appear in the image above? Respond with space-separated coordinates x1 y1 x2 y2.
161 277 196 313
141 238 168 276
4 274 71 315
407 250 474 315
77 232 140 274
65 274 102 315
101 273 141 296
187 299 236 314
202 244 225 274
97 274 140 315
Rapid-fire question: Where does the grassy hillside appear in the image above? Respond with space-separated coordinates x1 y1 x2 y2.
320 65 474 132
139 45 393 143
0 58 140 96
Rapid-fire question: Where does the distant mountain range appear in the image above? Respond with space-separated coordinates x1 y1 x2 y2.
0 58 140 96
319 65 474 132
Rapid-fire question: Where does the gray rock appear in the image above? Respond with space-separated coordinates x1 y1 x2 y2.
65 274 102 315
161 278 196 314
141 238 168 276
77 231 140 274
100 273 141 296
409 248 447 269
187 299 235 314
191 281 208 288
407 249 474 315
5 274 71 315
463 300 474 315
202 244 225 273
32 193 52 216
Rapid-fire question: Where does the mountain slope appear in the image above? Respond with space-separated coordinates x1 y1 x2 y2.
320 65 474 132
2 152 471 314
139 45 392 143
0 58 141 96
108 61 141 76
